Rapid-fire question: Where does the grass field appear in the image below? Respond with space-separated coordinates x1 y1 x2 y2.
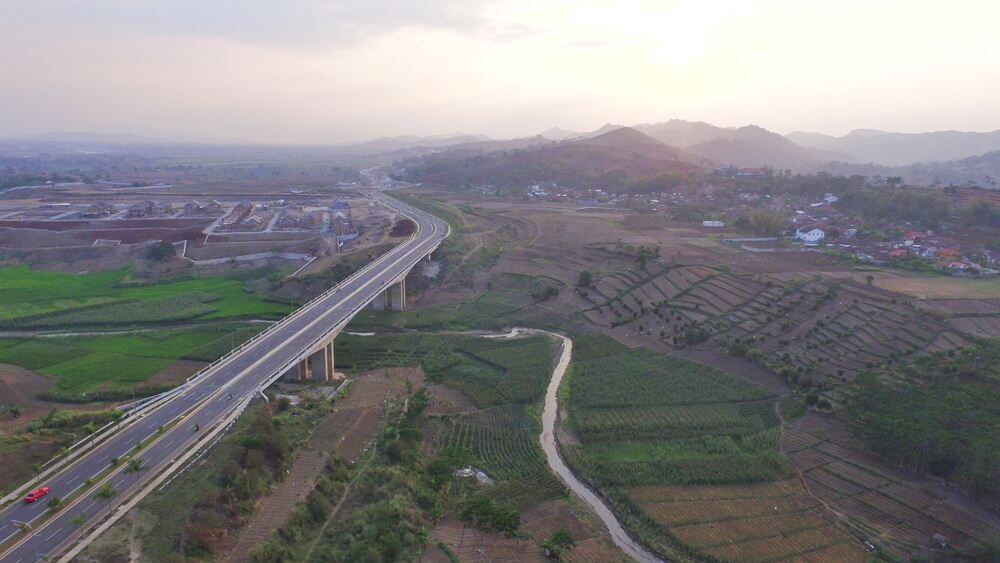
874 273 1000 299
0 323 266 398
0 265 293 329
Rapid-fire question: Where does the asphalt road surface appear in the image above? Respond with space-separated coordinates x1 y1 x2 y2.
0 195 446 562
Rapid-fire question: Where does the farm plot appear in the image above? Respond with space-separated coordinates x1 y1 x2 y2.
439 404 564 507
782 416 1000 559
626 482 863 562
0 265 293 331
336 332 554 407
562 336 821 560
570 347 774 408
0 325 261 398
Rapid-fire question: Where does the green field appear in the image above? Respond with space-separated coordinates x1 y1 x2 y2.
336 332 554 408
438 404 565 506
562 335 793 555
0 323 267 398
0 265 294 329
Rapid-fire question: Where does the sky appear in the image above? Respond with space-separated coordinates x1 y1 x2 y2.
2 0 999 144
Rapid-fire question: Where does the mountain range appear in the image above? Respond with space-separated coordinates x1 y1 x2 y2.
8 122 1000 185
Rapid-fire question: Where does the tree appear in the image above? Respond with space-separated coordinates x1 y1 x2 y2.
69 514 86 528
47 496 63 511
865 274 874 285
83 421 97 448
111 409 125 430
8 403 22 419
94 482 118 517
146 241 176 261
31 463 42 484
125 458 147 490
576 269 594 288
543 528 576 559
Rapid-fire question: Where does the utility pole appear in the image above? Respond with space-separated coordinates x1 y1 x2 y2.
12 519 40 562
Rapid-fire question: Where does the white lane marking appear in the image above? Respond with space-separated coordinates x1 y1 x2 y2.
46 528 62 540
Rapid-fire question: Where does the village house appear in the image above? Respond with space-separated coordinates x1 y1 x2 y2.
152 201 173 216
82 202 113 218
126 200 155 218
795 226 826 243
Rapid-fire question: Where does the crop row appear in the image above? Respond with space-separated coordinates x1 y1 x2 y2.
564 444 793 487
440 406 564 505
1 292 224 329
570 347 774 408
572 402 779 443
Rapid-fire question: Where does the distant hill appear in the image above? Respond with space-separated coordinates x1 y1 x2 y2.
401 126 706 191
683 125 850 169
334 133 491 154
20 132 158 144
786 128 1000 166
634 119 735 148
523 127 706 176
539 127 583 140
450 135 551 153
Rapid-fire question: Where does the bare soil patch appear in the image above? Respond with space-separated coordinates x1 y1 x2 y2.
143 359 206 387
0 364 55 430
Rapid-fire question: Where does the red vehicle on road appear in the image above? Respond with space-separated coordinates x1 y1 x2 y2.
24 487 50 503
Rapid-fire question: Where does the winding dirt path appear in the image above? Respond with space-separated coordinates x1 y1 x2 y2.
528 329 663 563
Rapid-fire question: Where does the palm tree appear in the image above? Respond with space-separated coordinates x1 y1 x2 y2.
69 514 86 528
94 483 118 517
83 421 97 448
30 463 42 484
125 458 146 490
110 409 125 430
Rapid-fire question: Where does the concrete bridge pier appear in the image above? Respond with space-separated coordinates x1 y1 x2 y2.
372 278 406 311
284 339 336 382
390 278 405 311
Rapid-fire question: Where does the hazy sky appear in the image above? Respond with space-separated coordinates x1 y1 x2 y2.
3 0 999 143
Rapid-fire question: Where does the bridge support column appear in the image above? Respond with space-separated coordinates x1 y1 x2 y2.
307 341 335 382
390 278 406 311
373 290 387 311
283 357 311 381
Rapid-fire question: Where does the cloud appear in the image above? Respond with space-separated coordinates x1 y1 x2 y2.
559 39 632 49
7 0 513 49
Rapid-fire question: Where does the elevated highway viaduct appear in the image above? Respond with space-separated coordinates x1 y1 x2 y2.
0 193 447 562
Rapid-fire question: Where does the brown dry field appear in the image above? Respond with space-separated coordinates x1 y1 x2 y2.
143 359 206 387
426 498 630 563
0 363 57 430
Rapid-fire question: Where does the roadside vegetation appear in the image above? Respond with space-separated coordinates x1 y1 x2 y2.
251 332 569 562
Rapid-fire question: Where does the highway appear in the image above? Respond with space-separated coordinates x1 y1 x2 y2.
0 194 447 562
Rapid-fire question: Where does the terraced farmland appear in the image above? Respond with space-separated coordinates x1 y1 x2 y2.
575 259 980 391
781 422 1000 559
561 336 856 560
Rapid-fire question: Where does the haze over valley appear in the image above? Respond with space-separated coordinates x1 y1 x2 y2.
2 2 1000 562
